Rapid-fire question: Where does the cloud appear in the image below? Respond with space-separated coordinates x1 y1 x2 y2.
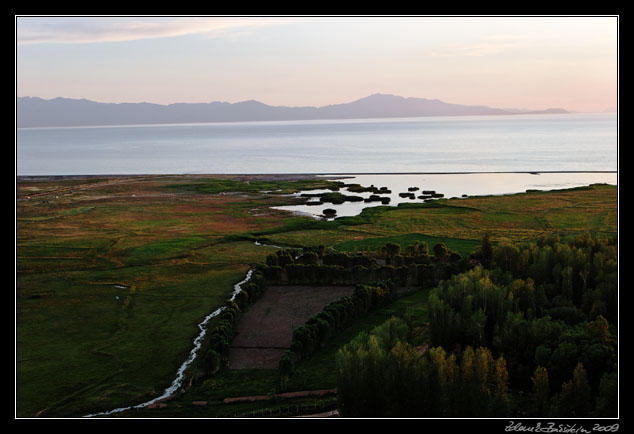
16 16 304 45
428 34 524 58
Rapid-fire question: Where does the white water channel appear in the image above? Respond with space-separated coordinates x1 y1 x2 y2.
84 269 255 417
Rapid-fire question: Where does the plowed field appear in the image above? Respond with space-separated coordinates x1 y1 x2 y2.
229 285 355 369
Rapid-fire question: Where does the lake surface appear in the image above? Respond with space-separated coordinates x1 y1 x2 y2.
272 172 618 219
16 113 617 176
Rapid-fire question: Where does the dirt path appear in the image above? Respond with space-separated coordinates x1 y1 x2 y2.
222 388 337 404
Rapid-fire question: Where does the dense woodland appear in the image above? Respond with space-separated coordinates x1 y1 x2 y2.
197 233 617 418
335 233 617 417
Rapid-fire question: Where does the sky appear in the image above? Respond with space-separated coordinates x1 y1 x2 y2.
15 16 618 113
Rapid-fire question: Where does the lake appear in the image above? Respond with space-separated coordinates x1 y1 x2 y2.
16 113 617 176
272 172 618 219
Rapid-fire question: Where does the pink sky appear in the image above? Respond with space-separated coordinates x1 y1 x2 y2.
16 16 618 113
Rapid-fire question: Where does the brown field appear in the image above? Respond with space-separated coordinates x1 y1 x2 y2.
229 285 355 369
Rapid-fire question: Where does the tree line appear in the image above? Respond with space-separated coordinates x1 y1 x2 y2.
279 281 398 379
336 317 514 417
335 233 618 417
258 241 469 288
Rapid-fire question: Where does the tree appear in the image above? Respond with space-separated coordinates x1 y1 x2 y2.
201 349 220 376
534 345 552 369
416 240 430 256
428 347 455 416
548 341 579 389
494 243 522 274
560 265 574 302
385 242 401 257
265 253 278 266
481 232 493 268
317 244 326 258
474 347 494 397
530 366 550 416
428 293 460 348
234 289 249 309
336 318 418 417
300 251 319 265
594 371 618 417
434 243 449 262
509 278 536 317
469 308 487 347
386 341 425 416
458 346 478 416
491 356 510 416
279 350 296 379
587 315 612 344
555 363 592 417
276 250 295 267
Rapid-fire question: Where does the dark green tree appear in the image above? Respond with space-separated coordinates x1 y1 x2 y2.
278 350 297 379
433 242 449 262
594 371 618 417
555 363 592 417
480 232 494 268
530 365 551 416
385 242 401 257
490 356 511 416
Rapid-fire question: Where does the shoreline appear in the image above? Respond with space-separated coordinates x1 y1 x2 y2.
15 170 618 183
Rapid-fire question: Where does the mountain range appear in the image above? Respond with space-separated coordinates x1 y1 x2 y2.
16 93 569 128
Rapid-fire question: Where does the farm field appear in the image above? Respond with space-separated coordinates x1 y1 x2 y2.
229 285 355 369
15 175 617 418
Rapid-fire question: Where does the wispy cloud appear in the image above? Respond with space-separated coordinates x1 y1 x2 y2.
16 16 304 45
428 34 523 58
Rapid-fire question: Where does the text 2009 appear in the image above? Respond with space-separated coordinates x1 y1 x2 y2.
593 425 619 432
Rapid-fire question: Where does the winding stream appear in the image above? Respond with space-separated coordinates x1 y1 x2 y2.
84 240 295 417
84 269 255 417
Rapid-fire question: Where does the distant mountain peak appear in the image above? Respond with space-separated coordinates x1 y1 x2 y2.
236 99 269 106
16 94 569 128
359 93 405 101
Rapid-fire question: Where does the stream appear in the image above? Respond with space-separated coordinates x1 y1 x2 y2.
84 240 296 417
84 269 255 417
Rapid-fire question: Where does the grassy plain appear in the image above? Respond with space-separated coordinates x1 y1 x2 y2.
15 175 617 417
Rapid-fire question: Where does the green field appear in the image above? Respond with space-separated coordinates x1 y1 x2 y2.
15 175 617 417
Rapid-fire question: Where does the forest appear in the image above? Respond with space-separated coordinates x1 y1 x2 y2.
241 233 618 418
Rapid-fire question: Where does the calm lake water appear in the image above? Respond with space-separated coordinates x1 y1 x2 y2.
17 113 617 176
273 172 618 219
